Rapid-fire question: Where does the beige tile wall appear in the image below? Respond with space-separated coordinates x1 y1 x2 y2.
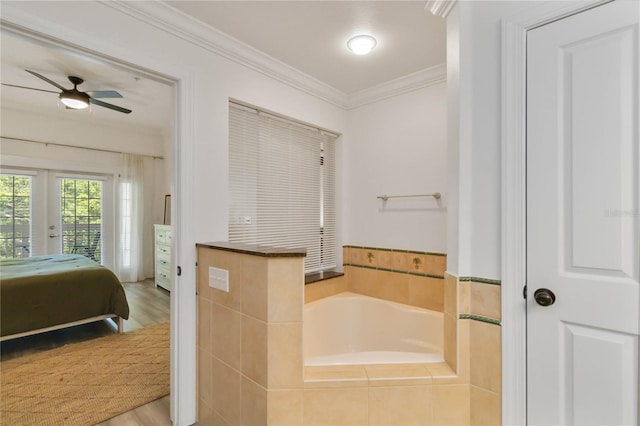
197 247 304 426
444 273 458 372
430 273 502 426
302 363 470 425
462 278 502 426
343 246 446 312
304 275 347 303
344 246 446 276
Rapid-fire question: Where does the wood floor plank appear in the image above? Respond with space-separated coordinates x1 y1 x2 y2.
97 396 172 426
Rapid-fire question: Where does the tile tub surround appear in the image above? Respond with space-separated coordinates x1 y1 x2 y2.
343 245 446 312
303 363 470 425
304 274 347 303
196 242 498 425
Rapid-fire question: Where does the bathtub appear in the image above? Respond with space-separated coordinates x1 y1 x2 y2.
304 292 444 366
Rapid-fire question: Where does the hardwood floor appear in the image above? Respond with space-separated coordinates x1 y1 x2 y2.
97 395 172 426
0 279 172 425
120 279 171 331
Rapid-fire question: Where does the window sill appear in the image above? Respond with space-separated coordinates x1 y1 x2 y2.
305 270 344 285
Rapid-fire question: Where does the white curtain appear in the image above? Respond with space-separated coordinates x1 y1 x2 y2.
117 154 144 282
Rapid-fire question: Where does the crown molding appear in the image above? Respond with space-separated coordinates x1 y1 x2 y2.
347 63 446 109
102 1 350 109
424 0 457 18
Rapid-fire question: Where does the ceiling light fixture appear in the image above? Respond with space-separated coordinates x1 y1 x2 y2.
60 90 90 109
347 35 377 56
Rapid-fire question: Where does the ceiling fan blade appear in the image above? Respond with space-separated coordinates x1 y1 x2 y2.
1 83 58 94
25 69 67 91
89 97 132 114
87 90 123 99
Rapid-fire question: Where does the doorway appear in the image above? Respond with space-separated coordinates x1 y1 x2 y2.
0 26 178 422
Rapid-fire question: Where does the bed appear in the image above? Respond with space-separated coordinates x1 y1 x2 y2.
0 254 130 341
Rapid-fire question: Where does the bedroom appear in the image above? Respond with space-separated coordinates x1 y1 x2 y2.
0 30 174 344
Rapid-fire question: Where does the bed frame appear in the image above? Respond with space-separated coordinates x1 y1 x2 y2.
0 315 124 342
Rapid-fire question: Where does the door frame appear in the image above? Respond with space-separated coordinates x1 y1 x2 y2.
500 0 612 424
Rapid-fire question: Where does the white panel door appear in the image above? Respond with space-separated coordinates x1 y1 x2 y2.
527 1 639 425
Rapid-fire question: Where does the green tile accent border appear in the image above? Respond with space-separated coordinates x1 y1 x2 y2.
459 276 501 286
343 263 444 280
343 245 447 257
459 313 501 326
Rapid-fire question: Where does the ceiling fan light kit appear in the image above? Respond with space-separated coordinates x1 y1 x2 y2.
5 70 133 114
60 93 90 109
59 75 90 109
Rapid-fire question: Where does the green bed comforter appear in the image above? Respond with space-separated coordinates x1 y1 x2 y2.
0 254 130 337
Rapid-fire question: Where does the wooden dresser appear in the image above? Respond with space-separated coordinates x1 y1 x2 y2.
154 224 171 291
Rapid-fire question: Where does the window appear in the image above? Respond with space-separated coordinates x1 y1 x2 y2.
0 174 32 258
229 102 337 273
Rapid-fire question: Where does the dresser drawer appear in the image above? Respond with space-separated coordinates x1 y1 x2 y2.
156 249 170 267
155 229 169 244
156 260 170 278
156 244 170 256
155 268 171 291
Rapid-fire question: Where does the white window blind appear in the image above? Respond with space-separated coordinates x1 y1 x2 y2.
229 102 337 273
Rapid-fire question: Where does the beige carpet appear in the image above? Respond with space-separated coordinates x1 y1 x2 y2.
1 322 169 426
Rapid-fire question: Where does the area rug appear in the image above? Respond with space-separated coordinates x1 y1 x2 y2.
1 321 169 426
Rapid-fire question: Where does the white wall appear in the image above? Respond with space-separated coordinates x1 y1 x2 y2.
445 4 463 275
345 83 447 253
448 0 538 280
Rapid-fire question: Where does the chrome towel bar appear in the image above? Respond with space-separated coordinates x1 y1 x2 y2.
377 192 441 201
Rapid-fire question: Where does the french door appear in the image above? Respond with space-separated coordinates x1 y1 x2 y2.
47 175 107 263
0 169 114 267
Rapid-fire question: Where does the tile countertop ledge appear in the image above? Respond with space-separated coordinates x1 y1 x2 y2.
196 241 306 258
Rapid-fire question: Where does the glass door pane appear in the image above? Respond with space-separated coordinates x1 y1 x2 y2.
0 174 32 258
59 178 102 263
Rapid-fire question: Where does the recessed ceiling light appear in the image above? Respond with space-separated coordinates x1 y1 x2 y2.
347 35 377 56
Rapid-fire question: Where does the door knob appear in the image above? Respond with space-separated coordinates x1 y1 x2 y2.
534 288 556 306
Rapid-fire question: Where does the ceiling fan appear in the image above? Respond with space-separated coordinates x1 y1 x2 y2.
2 70 132 114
